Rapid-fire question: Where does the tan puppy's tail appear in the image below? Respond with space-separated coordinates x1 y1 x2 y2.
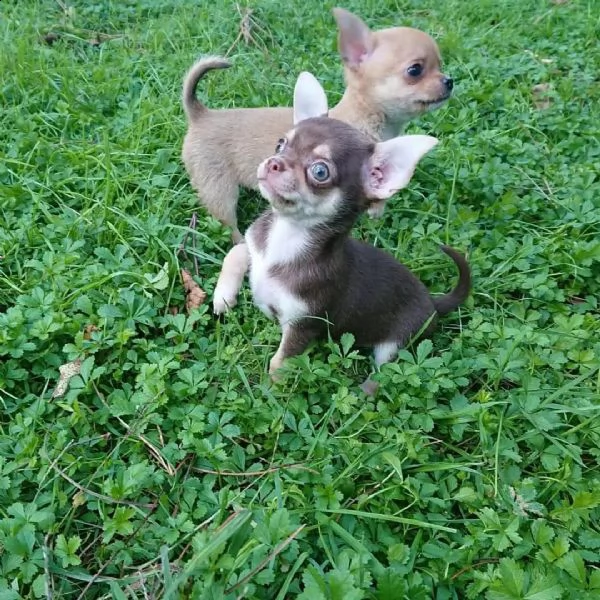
182 56 232 121
433 246 471 316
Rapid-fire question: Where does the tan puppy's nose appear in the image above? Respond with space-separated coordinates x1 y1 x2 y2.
266 156 285 173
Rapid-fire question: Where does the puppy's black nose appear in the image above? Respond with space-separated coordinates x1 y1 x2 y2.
267 156 285 173
443 76 454 91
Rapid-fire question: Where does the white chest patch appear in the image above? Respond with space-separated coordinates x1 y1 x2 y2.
247 217 310 324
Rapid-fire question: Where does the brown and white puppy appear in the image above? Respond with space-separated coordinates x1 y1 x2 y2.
182 7 453 243
213 72 469 394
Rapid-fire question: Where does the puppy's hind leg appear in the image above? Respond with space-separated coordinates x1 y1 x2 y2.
201 176 243 244
374 341 400 366
360 341 399 396
269 322 321 382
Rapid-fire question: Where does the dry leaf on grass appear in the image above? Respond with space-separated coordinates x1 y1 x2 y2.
181 269 206 313
509 486 544 517
42 32 61 45
83 324 99 340
52 359 82 398
533 83 551 93
525 49 554 64
72 490 86 508
532 83 552 109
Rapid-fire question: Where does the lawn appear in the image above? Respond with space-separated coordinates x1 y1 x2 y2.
1 0 599 598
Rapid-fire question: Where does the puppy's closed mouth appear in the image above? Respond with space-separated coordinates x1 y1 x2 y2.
276 197 296 207
258 179 296 207
418 94 451 106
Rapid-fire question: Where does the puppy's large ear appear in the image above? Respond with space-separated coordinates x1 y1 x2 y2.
363 135 439 200
293 72 329 125
333 8 374 69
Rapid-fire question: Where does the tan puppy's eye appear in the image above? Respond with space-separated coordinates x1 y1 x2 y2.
406 64 424 77
275 138 286 153
308 161 331 184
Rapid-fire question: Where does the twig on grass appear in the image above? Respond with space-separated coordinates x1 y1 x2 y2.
43 534 54 600
189 463 319 477
53 465 156 509
75 503 160 600
92 380 176 476
225 4 272 57
450 558 500 581
54 0 69 13
225 524 306 593
177 212 200 277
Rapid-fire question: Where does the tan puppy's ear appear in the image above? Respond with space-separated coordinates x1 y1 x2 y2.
293 71 329 125
332 8 374 69
363 135 439 200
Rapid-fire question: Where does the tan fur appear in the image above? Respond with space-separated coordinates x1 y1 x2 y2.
181 8 452 243
337 27 449 138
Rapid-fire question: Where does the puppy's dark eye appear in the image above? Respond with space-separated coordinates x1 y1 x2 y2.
275 138 286 153
407 64 423 77
309 162 330 183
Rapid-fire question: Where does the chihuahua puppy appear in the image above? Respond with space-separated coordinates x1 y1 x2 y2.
182 7 453 243
213 72 469 394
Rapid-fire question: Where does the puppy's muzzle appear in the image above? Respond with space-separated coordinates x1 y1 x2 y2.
442 76 454 92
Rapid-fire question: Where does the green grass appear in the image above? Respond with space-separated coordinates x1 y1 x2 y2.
1 0 599 597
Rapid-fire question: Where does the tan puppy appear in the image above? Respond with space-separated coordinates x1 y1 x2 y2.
182 8 453 243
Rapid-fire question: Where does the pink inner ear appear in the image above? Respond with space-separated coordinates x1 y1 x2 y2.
344 42 370 67
336 13 374 68
364 165 389 200
365 160 402 200
370 166 384 189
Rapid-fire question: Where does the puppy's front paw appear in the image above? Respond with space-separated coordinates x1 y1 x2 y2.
212 242 249 315
213 286 238 315
268 353 284 382
367 201 386 219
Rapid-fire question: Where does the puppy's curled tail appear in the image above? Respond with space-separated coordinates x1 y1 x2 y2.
182 56 232 121
433 245 471 316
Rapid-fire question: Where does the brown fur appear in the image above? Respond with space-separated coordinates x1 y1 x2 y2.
181 8 452 243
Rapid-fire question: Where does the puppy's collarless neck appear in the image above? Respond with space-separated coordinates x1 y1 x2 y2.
270 213 338 248
332 89 408 142
249 211 346 264
332 91 382 140
380 117 408 140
